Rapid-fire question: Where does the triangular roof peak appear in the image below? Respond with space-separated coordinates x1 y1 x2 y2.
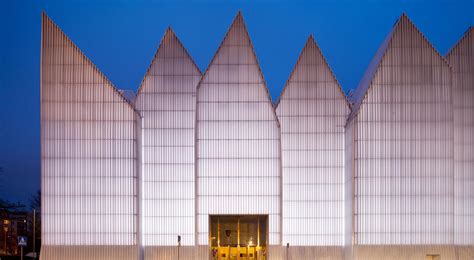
199 10 268 91
300 34 315 48
136 26 201 95
226 11 275 105
197 11 280 126
219 11 244 37
395 13 449 66
224 10 250 45
236 10 243 19
446 24 474 58
347 12 450 124
161 26 178 45
41 12 139 114
275 34 349 108
165 26 173 35
397 12 416 27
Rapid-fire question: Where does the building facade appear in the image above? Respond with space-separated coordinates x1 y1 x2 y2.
40 11 474 260
346 14 455 259
275 36 349 258
446 27 474 246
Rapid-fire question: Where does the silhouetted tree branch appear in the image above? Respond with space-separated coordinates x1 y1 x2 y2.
30 190 41 210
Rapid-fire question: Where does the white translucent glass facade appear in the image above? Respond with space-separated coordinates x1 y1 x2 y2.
446 27 474 245
41 13 140 259
135 29 201 246
196 13 281 245
348 15 454 245
276 37 349 246
344 120 355 252
40 11 474 260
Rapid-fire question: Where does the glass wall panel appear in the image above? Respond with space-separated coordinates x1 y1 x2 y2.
135 29 201 246
344 120 355 253
446 27 474 245
196 13 281 245
41 12 139 249
276 37 349 246
349 15 454 245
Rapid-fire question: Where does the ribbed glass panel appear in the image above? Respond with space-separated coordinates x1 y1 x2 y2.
352 15 454 244
41 13 139 248
446 27 474 245
276 37 349 246
196 13 281 245
135 29 201 246
344 120 355 251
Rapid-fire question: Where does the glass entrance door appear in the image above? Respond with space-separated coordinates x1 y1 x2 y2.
210 215 267 260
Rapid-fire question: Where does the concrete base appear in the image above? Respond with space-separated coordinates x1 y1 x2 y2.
144 245 209 260
39 244 474 259
352 245 474 260
40 245 139 260
268 246 344 260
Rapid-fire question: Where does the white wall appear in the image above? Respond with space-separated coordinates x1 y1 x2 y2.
41 13 139 246
446 27 474 245
40 11 474 259
344 119 355 259
135 29 201 246
276 37 349 246
352 15 454 245
196 13 281 245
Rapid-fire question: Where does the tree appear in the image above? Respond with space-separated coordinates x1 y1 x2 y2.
0 166 3 194
29 190 41 211
0 199 25 212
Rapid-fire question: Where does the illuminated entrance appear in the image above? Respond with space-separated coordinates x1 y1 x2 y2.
210 215 267 260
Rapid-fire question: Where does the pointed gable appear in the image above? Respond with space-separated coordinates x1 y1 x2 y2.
41 12 139 248
446 26 474 72
196 12 281 245
199 12 277 118
275 36 349 246
41 12 137 116
136 27 201 97
349 14 454 245
276 35 349 117
348 14 451 123
134 28 201 246
446 27 474 245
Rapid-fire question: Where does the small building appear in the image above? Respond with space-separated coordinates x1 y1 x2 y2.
1 211 28 256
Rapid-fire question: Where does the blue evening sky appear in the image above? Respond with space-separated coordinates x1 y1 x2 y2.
1 0 473 204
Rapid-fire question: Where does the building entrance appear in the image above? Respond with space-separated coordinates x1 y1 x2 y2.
209 215 267 260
